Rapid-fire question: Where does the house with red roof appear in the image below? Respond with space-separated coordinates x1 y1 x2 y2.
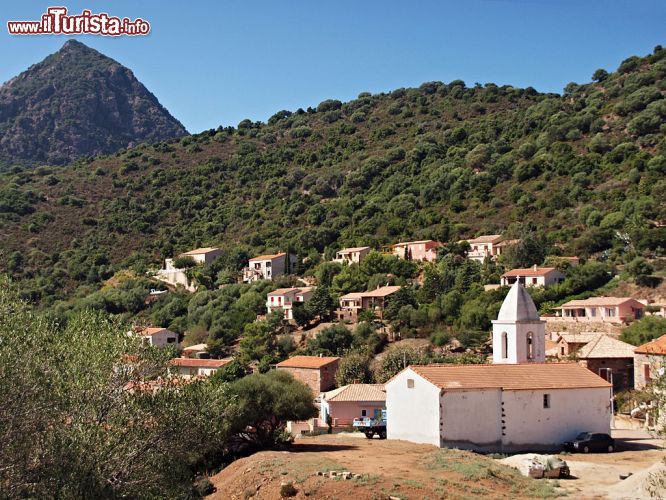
276 355 340 394
634 334 666 389
501 265 565 288
385 282 612 451
385 240 443 262
132 327 178 347
170 357 232 378
554 297 645 324
320 384 386 428
336 285 401 321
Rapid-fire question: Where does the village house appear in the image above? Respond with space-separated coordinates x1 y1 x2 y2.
385 281 612 452
132 327 179 347
276 355 340 394
385 240 443 262
500 266 565 288
554 332 600 357
576 335 636 393
182 343 208 358
242 252 296 282
156 247 223 292
319 384 386 428
170 357 232 378
336 285 402 322
463 235 519 262
634 334 666 389
266 287 315 321
333 246 371 265
554 297 645 324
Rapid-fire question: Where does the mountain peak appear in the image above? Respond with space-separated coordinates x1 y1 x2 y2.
0 42 187 166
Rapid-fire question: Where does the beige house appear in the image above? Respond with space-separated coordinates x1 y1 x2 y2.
385 240 443 262
170 357 232 378
333 246 371 265
576 335 636 392
463 235 519 262
276 355 340 394
156 247 222 292
554 297 645 324
501 266 565 287
336 285 402 321
182 343 208 358
554 332 599 357
266 287 315 321
634 335 666 389
243 252 296 282
133 327 179 347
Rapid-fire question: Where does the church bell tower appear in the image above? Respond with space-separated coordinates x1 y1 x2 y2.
491 281 546 364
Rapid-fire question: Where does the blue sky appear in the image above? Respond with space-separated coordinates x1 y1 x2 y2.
1 1 664 133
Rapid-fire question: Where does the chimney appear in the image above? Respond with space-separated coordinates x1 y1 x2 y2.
533 264 538 272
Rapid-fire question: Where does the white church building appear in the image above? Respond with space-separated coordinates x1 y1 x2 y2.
385 282 612 451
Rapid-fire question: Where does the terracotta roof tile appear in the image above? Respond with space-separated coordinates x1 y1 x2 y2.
337 246 371 253
170 357 232 368
136 327 173 337
466 234 503 244
323 384 386 402
558 333 600 344
180 247 220 256
276 355 340 369
362 285 402 298
635 334 666 355
249 252 286 261
404 363 610 390
502 267 560 277
559 297 644 308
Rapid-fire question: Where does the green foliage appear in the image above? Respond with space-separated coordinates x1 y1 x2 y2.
0 279 230 498
224 370 317 446
376 345 434 383
335 352 375 385
172 255 197 269
620 316 666 346
305 324 353 356
306 285 336 320
625 257 655 286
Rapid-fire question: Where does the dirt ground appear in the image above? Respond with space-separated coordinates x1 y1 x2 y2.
209 429 664 500
209 433 557 499
551 429 664 499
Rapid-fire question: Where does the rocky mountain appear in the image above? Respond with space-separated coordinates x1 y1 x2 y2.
0 40 187 167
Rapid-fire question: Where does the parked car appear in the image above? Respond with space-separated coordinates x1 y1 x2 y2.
563 432 615 453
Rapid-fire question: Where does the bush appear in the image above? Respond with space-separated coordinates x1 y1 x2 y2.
621 316 666 346
336 353 374 385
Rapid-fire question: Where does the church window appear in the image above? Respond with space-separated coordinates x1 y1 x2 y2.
526 332 534 360
407 379 414 388
543 394 550 409
501 332 508 359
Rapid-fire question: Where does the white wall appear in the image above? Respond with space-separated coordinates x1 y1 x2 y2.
502 387 611 450
149 330 178 347
440 389 502 449
386 368 441 446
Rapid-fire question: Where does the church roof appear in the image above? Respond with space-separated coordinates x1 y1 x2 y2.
406 363 611 391
495 281 540 322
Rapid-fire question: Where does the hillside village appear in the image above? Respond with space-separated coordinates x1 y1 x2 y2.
128 233 666 439
1 41 666 499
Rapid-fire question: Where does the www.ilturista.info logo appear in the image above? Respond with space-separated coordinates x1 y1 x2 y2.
7 7 150 36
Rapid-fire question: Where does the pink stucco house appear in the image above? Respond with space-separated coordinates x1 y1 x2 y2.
463 235 519 262
320 384 386 428
386 240 443 262
266 287 315 320
554 297 645 324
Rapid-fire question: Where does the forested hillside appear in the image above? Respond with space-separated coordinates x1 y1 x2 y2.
0 46 664 305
